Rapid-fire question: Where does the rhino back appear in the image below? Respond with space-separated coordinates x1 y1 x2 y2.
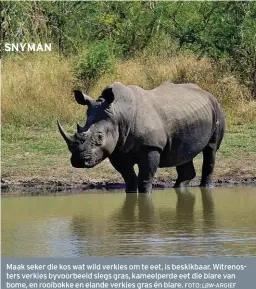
131 82 220 167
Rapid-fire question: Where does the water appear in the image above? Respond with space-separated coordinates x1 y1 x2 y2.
2 187 256 257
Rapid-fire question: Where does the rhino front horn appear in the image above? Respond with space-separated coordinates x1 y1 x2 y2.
77 123 83 133
57 120 74 147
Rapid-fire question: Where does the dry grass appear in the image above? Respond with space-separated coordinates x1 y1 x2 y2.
2 53 83 127
2 53 255 186
2 52 256 128
91 54 255 124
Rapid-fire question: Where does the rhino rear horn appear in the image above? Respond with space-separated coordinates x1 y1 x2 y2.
74 90 93 106
57 120 74 147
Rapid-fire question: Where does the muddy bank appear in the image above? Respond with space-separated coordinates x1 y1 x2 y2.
1 177 256 195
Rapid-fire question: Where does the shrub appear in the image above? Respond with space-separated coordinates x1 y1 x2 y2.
74 41 117 89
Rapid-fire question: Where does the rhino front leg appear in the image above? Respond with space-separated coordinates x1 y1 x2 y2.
109 154 138 193
137 148 160 193
174 160 196 188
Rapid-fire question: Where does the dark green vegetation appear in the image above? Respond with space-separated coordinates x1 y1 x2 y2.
1 1 255 186
2 1 256 96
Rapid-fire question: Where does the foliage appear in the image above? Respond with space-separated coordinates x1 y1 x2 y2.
74 40 116 89
160 2 256 97
1 1 256 98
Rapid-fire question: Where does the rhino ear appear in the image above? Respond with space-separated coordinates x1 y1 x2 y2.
101 87 115 105
74 90 93 106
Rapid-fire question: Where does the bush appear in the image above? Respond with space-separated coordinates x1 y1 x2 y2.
74 41 117 89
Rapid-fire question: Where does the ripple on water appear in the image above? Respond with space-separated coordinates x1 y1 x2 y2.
2 187 256 257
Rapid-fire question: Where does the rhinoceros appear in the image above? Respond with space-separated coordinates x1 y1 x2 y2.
58 81 225 193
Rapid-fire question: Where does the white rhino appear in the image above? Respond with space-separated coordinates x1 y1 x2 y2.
58 81 226 193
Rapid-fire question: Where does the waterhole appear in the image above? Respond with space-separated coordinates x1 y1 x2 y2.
2 187 256 257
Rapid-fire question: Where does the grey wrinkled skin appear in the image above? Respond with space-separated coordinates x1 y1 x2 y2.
58 81 226 193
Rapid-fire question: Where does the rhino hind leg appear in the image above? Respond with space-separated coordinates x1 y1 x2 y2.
174 161 196 188
200 129 220 187
200 144 216 187
200 112 225 187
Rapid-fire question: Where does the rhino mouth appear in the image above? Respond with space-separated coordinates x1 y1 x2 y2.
84 159 97 168
71 153 101 168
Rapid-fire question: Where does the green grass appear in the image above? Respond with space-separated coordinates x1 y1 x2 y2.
2 125 71 177
220 124 256 157
2 123 256 183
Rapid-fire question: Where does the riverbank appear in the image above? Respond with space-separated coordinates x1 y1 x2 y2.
2 177 256 195
2 123 256 194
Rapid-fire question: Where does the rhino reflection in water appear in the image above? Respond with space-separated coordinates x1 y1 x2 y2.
70 188 215 256
58 81 225 193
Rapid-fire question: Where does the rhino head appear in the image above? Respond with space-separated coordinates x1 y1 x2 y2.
58 88 119 168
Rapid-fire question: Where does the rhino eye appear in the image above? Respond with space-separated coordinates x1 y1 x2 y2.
95 133 103 146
